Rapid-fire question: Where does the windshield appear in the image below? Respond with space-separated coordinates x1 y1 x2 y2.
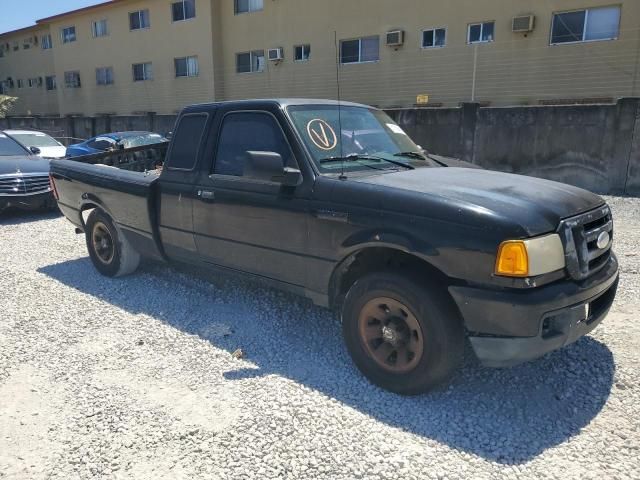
9 132 61 148
122 133 166 149
287 105 432 174
0 134 30 156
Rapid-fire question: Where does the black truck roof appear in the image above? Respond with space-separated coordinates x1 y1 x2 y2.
182 98 374 113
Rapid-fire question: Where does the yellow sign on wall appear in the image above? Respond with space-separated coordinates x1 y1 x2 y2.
416 94 430 105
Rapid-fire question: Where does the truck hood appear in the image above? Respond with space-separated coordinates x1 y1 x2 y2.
0 155 51 175
353 167 605 236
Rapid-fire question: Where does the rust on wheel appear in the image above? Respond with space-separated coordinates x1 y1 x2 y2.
92 221 115 265
358 297 424 373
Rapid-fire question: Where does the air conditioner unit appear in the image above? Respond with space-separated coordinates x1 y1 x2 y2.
386 30 405 47
268 48 284 61
512 15 535 33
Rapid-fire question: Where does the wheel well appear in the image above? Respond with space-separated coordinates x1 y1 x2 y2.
80 204 100 227
330 247 450 310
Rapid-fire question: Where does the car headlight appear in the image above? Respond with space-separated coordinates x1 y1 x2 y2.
495 234 565 278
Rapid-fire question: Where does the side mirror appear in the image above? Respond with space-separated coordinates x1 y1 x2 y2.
30 146 41 155
245 151 302 187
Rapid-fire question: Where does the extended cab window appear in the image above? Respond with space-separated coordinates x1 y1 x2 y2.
167 113 208 170
214 112 293 178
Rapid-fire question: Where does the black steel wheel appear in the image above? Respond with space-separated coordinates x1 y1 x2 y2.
342 271 463 395
85 209 140 277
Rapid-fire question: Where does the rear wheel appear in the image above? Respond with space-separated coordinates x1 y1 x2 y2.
342 272 463 395
85 209 140 277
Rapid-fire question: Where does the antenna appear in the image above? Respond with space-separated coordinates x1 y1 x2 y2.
334 31 346 180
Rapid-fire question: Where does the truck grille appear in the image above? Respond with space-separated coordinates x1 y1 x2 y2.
558 205 613 281
0 175 51 195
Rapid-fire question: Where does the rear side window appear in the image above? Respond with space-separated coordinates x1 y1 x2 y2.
167 113 208 170
214 112 293 177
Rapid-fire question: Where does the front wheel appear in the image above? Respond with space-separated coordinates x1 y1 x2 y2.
85 209 140 277
342 272 463 395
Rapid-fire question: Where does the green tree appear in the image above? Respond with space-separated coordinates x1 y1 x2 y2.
0 95 17 118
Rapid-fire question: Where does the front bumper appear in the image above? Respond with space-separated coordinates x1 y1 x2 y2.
449 254 619 367
0 191 55 212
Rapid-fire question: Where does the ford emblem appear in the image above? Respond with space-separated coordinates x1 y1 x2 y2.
596 231 610 250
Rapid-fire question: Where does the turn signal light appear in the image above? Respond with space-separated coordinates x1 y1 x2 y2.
495 241 529 277
48 173 59 200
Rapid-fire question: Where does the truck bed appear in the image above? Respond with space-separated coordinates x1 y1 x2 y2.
51 144 167 261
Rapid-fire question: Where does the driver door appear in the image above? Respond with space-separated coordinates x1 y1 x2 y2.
192 107 310 287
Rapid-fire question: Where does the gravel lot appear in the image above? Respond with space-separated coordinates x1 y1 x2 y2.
1 196 639 480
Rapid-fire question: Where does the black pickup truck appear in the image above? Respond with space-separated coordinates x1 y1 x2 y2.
50 99 619 395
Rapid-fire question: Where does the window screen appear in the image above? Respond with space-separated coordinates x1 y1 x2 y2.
552 7 621 44
167 114 208 170
551 11 586 43
214 112 293 177
130 10 150 30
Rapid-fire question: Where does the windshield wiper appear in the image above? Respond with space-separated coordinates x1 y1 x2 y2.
395 150 447 167
320 154 414 170
394 151 426 160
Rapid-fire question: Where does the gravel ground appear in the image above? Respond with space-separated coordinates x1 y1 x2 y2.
1 196 639 480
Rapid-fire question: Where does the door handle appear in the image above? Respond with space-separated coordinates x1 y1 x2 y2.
198 190 215 202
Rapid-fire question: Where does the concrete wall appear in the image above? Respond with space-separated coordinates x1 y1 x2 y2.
1 98 638 195
388 97 640 195
0 114 177 145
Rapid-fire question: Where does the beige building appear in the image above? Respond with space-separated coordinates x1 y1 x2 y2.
1 0 639 116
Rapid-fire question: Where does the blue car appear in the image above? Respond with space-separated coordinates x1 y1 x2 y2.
65 131 167 158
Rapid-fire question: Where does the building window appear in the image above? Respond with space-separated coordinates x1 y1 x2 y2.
96 67 114 85
13 42 19 51
294 44 311 62
422 28 446 48
236 50 265 73
132 62 153 81
45 75 57 91
129 9 150 30
175 56 199 77
551 6 620 44
41 34 53 49
23 39 31 50
234 0 263 14
27 78 35 87
340 36 380 64
92 19 109 37
172 0 196 22
17 79 24 89
468 21 495 43
61 26 77 44
64 71 81 88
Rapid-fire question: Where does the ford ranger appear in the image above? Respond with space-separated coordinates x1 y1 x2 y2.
50 99 619 395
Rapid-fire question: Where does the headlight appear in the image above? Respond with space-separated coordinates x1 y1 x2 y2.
495 234 565 278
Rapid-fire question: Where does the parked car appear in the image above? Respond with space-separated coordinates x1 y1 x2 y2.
3 130 67 159
65 131 167 158
50 99 618 395
0 132 55 213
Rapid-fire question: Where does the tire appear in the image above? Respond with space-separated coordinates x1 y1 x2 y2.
342 272 463 395
85 209 140 277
